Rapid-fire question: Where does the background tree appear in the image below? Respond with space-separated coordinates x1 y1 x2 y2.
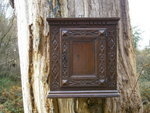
14 0 143 113
0 0 19 79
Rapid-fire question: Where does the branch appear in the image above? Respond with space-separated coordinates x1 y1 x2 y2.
0 14 14 47
9 0 14 9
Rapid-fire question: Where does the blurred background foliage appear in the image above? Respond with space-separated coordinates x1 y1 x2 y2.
0 1 149 113
0 0 23 113
137 48 150 113
132 27 150 113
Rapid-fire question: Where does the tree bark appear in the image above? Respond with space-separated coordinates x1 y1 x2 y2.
14 0 143 113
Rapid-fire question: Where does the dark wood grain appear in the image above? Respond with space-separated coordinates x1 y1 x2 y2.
72 41 95 75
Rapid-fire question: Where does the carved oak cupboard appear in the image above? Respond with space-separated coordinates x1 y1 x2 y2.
47 18 120 98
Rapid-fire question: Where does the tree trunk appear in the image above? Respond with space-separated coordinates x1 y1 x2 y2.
14 0 143 113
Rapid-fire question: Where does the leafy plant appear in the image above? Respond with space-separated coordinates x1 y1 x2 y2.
132 26 142 49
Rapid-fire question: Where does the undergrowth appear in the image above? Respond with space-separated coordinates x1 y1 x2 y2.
140 81 150 113
0 76 23 113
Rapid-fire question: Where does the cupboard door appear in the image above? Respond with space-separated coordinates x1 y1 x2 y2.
60 28 108 88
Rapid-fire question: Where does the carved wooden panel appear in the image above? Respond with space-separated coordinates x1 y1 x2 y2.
47 18 120 98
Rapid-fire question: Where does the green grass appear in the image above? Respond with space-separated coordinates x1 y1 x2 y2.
0 77 16 89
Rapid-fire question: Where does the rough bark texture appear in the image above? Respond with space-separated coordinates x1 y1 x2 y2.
14 0 143 113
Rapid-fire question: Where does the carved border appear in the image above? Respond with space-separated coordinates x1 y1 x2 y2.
106 28 117 88
60 28 108 88
47 18 119 25
50 26 60 90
